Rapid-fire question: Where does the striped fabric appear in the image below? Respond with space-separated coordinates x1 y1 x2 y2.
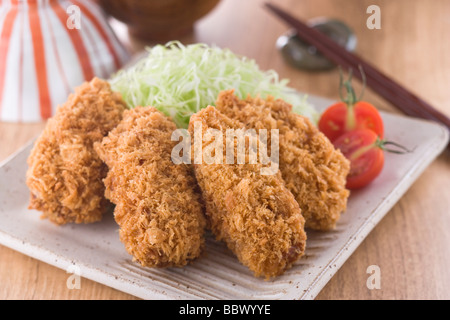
0 0 130 122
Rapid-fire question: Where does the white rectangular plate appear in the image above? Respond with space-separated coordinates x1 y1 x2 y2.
0 95 448 300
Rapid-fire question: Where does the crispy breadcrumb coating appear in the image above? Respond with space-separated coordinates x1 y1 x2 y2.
26 78 127 225
94 106 206 268
216 90 350 231
189 106 306 279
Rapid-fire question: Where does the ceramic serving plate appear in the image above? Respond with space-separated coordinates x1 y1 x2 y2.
0 94 448 300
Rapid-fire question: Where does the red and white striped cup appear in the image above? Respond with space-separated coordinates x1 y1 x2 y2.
0 0 130 122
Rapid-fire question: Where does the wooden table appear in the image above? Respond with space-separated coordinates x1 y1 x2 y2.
1 0 449 300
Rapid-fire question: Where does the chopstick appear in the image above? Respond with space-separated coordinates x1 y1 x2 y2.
265 3 450 138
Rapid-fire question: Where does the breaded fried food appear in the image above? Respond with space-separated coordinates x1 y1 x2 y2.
26 78 127 225
189 106 306 279
94 106 206 268
216 90 350 231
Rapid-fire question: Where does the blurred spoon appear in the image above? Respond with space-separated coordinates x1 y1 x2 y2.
277 18 357 71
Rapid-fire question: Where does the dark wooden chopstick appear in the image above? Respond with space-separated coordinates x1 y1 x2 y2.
265 3 450 137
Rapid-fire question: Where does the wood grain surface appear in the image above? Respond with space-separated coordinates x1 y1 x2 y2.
1 0 449 300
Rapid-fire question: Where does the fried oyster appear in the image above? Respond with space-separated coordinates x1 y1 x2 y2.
26 78 127 225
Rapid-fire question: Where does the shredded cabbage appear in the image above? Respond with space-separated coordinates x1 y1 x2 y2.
110 41 318 128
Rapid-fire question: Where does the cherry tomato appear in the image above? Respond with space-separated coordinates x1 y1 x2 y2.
318 68 384 142
318 100 384 142
333 129 384 190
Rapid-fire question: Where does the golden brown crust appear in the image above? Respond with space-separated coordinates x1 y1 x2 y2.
94 106 206 268
189 106 306 279
26 78 127 225
215 90 350 231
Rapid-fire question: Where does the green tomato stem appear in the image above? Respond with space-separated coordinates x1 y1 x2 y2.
375 138 413 154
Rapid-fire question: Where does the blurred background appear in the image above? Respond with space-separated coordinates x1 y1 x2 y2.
1 0 448 123
102 0 450 120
